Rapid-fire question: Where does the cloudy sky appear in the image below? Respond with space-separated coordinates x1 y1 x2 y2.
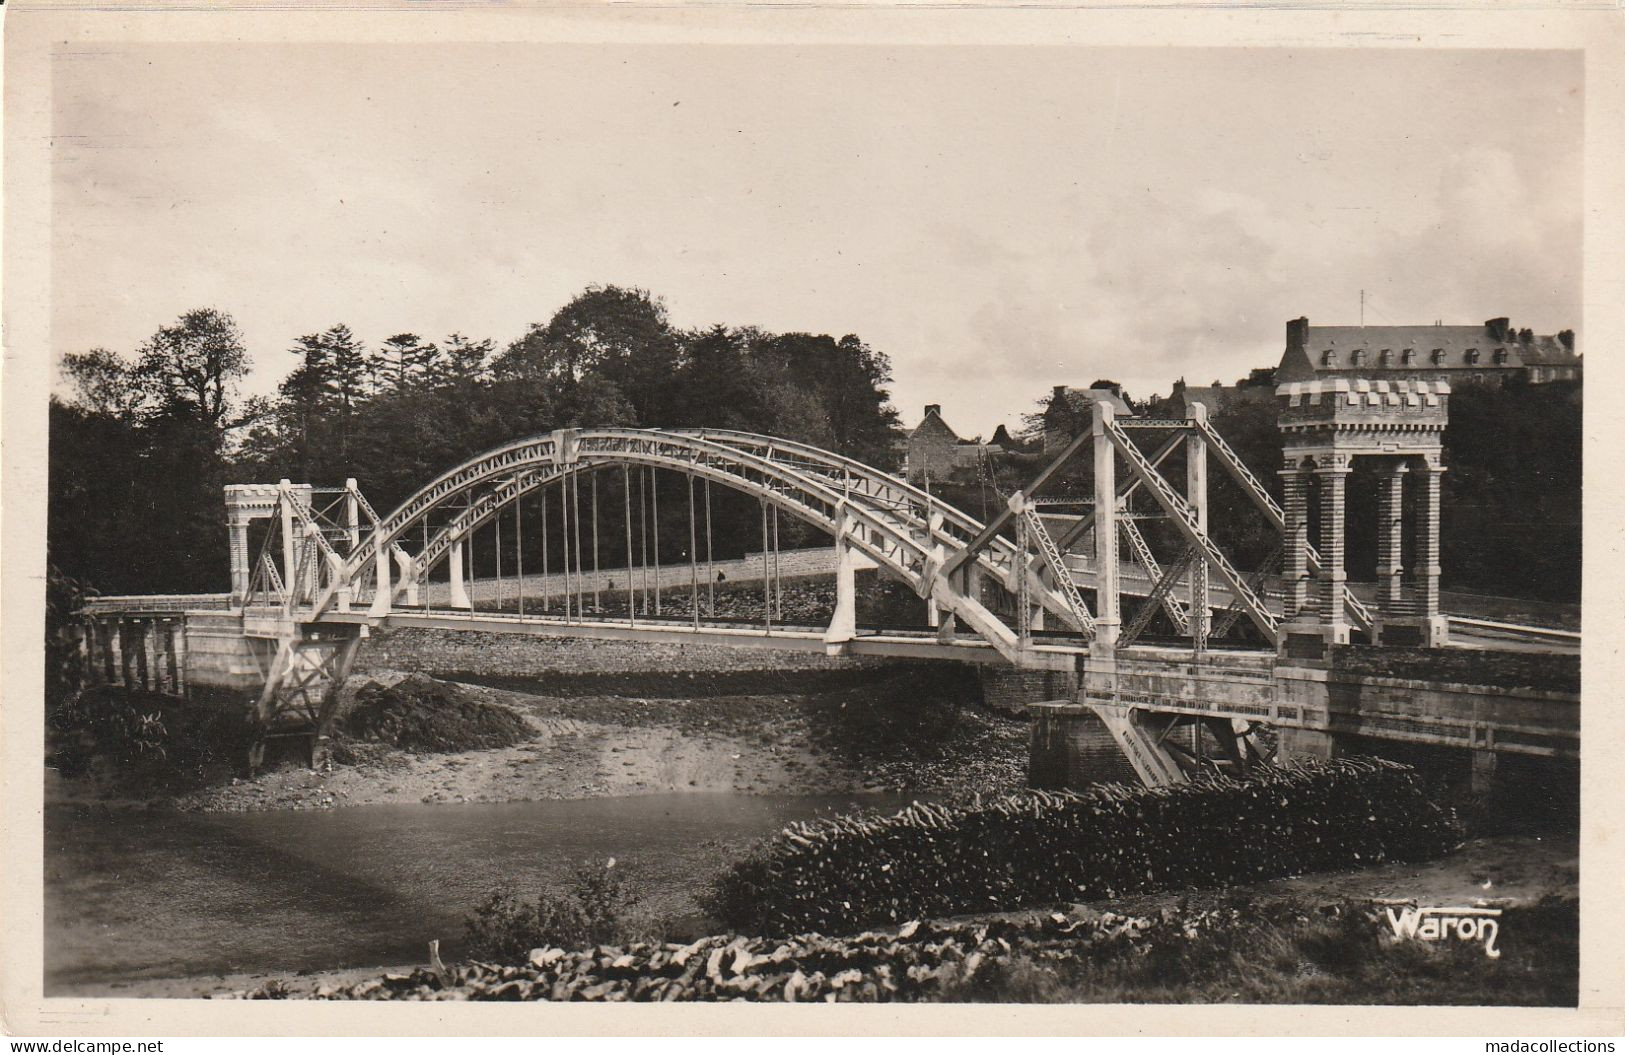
51 44 1581 435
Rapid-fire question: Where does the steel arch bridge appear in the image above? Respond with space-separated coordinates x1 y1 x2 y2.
221 410 1326 775
78 393 1580 787
304 425 1096 660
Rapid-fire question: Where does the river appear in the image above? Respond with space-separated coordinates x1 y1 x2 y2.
44 791 919 991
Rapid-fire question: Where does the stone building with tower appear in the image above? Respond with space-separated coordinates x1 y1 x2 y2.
1277 316 1580 386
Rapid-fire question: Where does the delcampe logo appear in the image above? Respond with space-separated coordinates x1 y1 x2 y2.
1383 905 1503 959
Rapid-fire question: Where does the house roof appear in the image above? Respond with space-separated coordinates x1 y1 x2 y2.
1519 335 1581 367
1047 387 1132 418
1289 324 1579 374
908 410 961 442
1178 385 1230 409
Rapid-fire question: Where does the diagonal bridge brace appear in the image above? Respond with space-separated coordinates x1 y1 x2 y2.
1102 417 1278 640
1119 544 1197 648
1117 514 1190 634
1191 414 1372 633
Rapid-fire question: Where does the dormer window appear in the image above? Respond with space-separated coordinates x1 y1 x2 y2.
1352 349 1367 367
1431 349 1446 366
1402 349 1417 366
1378 349 1394 368
1465 348 1481 365
1493 348 1509 365
1321 350 1337 367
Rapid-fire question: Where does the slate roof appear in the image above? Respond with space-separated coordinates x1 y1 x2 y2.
1288 324 1579 375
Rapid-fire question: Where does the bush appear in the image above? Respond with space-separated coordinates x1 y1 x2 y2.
462 859 651 963
706 757 1462 936
47 684 257 782
341 674 533 753
45 564 95 713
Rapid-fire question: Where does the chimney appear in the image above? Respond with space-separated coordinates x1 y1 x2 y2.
924 404 941 418
1286 316 1309 351
1486 317 1511 342
1052 385 1068 401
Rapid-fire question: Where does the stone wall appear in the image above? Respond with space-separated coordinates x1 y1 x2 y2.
1274 664 1578 760
180 611 265 692
1331 645 1579 694
978 668 1078 716
1082 648 1277 719
1028 704 1139 788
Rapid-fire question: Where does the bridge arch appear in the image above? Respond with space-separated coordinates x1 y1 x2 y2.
314 428 1087 661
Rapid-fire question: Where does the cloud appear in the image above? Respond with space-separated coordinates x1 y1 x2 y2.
48 44 1582 436
906 135 1578 431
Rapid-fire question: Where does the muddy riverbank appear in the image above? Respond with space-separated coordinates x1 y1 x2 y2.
48 631 1028 814
161 665 1024 813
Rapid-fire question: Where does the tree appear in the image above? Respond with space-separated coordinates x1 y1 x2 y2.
133 308 249 430
495 286 680 426
49 308 253 595
374 332 441 391
276 333 334 478
1439 379 1580 601
322 323 372 414
673 325 763 431
59 348 149 421
804 333 902 467
438 333 494 385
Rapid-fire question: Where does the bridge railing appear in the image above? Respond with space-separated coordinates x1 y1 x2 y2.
81 593 233 615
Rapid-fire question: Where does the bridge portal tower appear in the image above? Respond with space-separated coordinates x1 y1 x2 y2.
225 481 330 606
1276 378 1449 660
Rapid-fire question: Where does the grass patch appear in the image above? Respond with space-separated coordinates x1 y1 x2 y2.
462 858 660 963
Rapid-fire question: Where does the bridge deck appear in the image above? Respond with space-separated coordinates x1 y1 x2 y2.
80 589 1577 656
316 608 1088 670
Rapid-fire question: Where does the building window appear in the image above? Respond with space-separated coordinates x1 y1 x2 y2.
1378 349 1393 368
1431 349 1446 366
1352 349 1367 367
1493 348 1509 365
1465 348 1481 365
1402 349 1417 366
1321 350 1337 367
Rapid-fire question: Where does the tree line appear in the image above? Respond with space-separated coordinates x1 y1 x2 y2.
51 286 903 595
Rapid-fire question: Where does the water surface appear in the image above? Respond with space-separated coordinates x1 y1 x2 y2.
45 791 915 989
